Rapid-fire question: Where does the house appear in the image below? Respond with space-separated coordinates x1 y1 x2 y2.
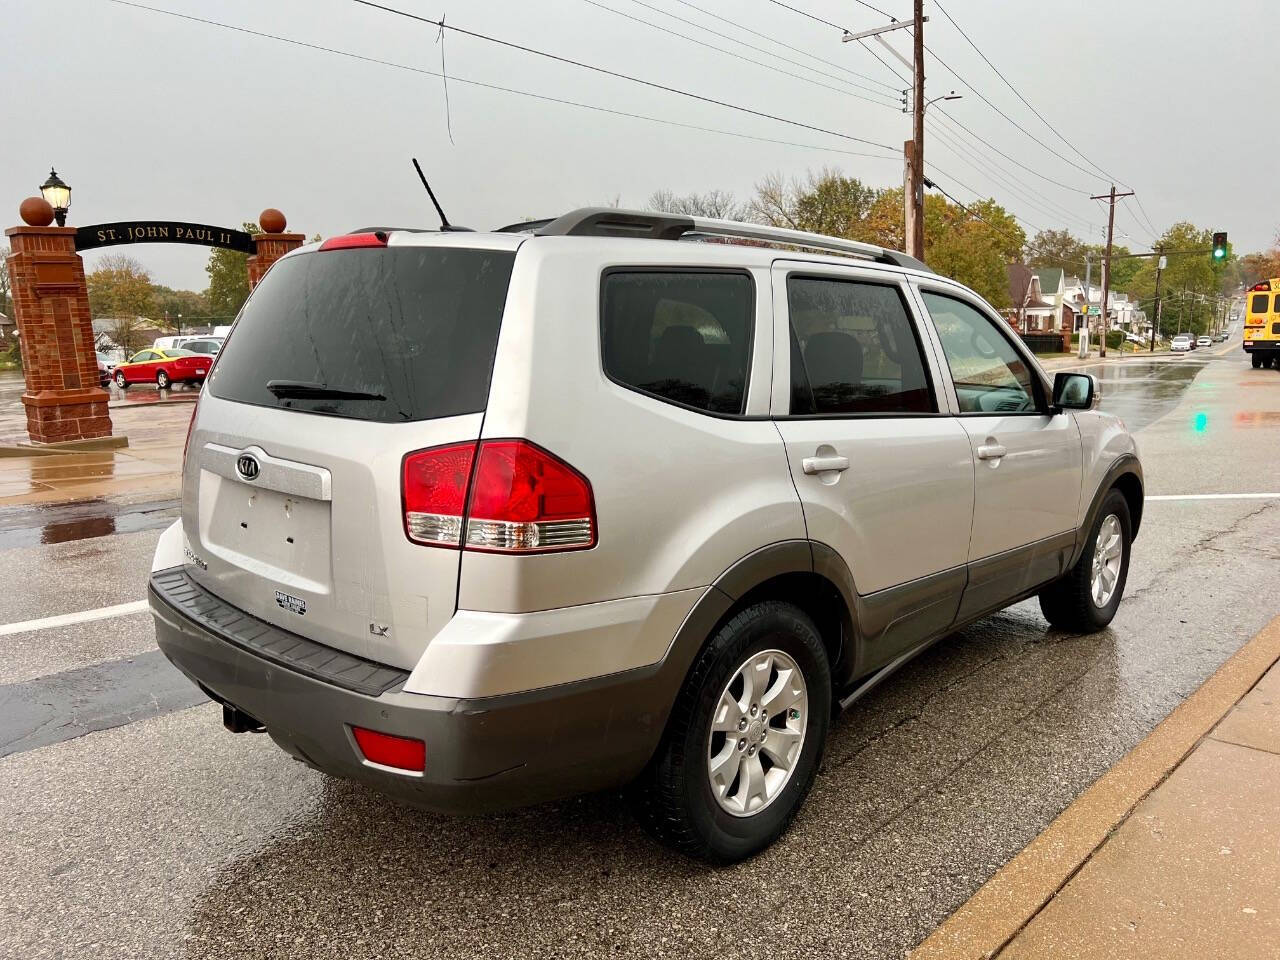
1005 264 1074 346
0 311 14 343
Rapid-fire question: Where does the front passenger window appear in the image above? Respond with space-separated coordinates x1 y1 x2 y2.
922 292 1038 414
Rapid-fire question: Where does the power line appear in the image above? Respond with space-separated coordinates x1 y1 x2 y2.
932 0 1126 188
930 105 1093 194
580 0 900 105
660 0 901 92
105 1 902 164
926 119 1100 233
351 0 898 150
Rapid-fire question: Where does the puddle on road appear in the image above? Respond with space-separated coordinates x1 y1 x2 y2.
0 498 180 549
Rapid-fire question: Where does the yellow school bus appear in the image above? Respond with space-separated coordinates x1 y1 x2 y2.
1244 280 1280 368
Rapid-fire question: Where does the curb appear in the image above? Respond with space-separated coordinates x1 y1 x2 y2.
107 393 199 409
0 434 131 457
910 612 1280 960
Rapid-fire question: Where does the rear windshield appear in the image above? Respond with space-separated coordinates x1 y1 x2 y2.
1250 293 1271 315
208 246 515 423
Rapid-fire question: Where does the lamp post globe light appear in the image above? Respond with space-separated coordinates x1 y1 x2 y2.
39 168 71 227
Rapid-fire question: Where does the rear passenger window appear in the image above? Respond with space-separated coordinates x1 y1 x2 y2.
601 271 754 414
787 277 934 415
1250 293 1270 314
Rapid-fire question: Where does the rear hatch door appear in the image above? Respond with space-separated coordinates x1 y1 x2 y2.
182 233 520 670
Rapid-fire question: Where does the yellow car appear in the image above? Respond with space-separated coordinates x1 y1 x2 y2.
112 347 211 390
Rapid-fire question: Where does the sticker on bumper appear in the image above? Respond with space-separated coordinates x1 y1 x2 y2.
275 590 307 615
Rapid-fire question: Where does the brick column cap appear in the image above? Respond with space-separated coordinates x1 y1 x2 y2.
6 225 78 240
255 232 306 243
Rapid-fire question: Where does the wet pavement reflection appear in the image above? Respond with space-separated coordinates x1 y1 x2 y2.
1070 356 1209 432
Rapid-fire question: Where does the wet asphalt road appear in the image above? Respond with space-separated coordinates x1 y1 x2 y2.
2 347 1279 959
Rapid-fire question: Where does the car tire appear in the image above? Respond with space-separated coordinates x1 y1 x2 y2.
156 370 170 389
1039 488 1132 633
630 600 831 864
114 370 128 389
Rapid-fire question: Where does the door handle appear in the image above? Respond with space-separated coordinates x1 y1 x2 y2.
802 454 850 475
976 442 1007 461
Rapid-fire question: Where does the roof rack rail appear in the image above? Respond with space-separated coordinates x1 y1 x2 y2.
530 207 931 272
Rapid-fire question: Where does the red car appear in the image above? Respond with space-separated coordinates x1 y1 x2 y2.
112 347 210 390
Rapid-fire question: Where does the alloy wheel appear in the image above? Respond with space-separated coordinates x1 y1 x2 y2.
1091 513 1123 607
706 648 808 817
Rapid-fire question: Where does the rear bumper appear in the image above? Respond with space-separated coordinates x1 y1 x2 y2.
149 567 677 812
1243 340 1280 353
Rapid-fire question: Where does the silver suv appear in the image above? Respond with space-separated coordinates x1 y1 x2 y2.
149 209 1143 862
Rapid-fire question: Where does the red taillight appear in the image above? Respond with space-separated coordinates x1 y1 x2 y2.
401 439 595 552
318 231 388 251
351 726 425 773
402 442 477 547
465 440 596 552
1251 281 1271 291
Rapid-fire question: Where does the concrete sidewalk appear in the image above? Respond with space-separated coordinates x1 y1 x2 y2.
0 400 191 506
913 614 1280 959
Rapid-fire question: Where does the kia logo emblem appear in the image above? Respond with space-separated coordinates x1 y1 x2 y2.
236 453 261 481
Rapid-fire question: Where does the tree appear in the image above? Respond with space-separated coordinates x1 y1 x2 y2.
648 188 748 220
925 196 1025 309
204 221 259 318
99 315 148 358
0 246 11 319
1025 229 1087 271
751 168 879 237
1128 222 1221 336
151 286 209 334
86 255 155 320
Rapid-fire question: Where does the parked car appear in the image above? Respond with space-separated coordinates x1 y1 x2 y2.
1124 333 1147 346
180 337 223 356
148 209 1144 862
1171 334 1193 352
95 351 116 387
113 347 211 389
1196 336 1212 348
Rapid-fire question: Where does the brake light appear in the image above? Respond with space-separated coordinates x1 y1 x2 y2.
466 440 596 552
318 231 388 251
402 442 477 547
1251 281 1271 291
351 726 425 773
401 439 596 552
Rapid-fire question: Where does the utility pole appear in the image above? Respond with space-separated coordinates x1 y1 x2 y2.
1090 184 1135 358
1078 253 1092 359
909 0 924 260
1150 252 1164 353
843 9 935 261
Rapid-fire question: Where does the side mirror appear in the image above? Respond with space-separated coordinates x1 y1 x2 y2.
1052 371 1099 410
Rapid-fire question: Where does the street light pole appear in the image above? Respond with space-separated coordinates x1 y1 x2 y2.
1150 252 1164 353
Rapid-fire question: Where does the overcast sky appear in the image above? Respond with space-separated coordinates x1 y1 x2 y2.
2 0 1275 291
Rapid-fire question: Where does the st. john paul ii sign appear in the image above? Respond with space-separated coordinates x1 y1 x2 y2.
75 221 255 254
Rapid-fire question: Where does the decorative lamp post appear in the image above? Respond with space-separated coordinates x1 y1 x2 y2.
39 168 72 227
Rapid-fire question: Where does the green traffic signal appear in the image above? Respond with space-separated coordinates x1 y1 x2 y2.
1212 231 1227 261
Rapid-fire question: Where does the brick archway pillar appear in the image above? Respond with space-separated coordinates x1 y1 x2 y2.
246 208 304 290
7 201 112 444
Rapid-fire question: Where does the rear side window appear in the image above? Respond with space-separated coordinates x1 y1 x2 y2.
208 247 515 423
601 270 754 415
1250 293 1270 315
787 277 934 415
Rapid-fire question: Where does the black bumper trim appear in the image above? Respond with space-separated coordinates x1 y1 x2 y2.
148 566 408 697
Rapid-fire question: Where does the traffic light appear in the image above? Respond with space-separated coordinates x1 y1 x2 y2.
1212 231 1228 261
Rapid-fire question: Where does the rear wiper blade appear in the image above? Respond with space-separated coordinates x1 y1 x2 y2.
266 379 386 402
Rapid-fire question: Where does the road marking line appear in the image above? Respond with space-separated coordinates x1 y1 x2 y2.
0 599 149 638
1147 493 1280 501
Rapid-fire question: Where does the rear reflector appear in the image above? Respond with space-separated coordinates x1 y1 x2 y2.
319 231 388 251
401 439 595 552
352 726 425 772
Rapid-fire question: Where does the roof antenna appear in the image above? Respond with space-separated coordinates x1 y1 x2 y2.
412 158 471 232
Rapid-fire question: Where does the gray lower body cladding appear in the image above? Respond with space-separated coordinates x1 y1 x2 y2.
148 569 708 812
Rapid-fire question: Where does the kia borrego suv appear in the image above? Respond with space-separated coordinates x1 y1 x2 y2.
149 209 1143 863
